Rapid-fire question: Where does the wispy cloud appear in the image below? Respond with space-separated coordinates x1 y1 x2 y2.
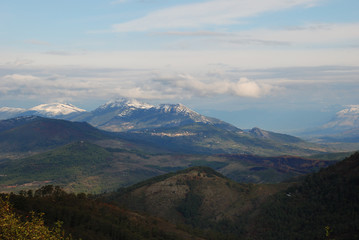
157 22 359 48
112 0 322 32
239 22 359 47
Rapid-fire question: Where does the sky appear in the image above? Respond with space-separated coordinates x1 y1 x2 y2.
0 0 358 132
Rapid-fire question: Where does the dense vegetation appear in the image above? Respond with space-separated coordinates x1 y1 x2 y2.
1 152 359 239
0 196 71 240
250 152 359 240
2 185 198 240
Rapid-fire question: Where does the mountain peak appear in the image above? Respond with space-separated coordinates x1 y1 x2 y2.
249 127 270 138
337 105 359 116
30 103 86 116
99 98 154 110
158 103 192 113
324 104 359 129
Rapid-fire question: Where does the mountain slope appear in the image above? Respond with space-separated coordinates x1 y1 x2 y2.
109 166 289 231
0 141 164 193
251 152 359 240
5 187 203 240
0 116 111 153
118 123 327 156
28 103 87 118
300 105 359 146
74 98 239 132
324 105 359 130
0 103 87 120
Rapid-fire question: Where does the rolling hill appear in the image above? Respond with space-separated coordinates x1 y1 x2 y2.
0 116 112 154
105 152 359 239
107 166 290 234
0 139 336 193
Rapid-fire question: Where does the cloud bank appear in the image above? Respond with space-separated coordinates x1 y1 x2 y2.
0 67 276 103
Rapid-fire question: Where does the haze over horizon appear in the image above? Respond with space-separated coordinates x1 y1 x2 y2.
1 0 358 132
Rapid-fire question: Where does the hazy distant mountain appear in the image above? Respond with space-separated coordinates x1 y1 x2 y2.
0 103 87 120
75 98 239 132
301 105 359 144
248 127 303 143
324 105 359 130
27 103 87 118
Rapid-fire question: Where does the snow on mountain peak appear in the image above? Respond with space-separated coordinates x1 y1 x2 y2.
324 104 359 129
337 105 359 116
30 103 86 116
158 104 192 113
100 98 154 110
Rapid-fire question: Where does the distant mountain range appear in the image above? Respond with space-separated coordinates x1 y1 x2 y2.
1 98 358 151
2 99 359 135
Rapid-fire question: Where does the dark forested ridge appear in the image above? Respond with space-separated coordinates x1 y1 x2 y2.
2 185 203 240
250 152 359 240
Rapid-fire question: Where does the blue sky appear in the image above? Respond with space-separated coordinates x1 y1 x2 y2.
0 0 358 132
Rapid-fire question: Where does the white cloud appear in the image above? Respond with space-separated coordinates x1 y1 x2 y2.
0 67 277 103
112 0 321 32
151 74 275 98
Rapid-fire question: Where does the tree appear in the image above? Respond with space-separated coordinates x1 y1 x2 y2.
0 197 72 240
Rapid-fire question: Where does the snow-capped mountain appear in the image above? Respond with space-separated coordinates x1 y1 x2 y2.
29 103 87 117
97 98 154 111
323 105 359 129
298 105 359 143
0 103 87 120
75 98 239 132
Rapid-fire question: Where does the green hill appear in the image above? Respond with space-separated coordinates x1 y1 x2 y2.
107 166 290 238
0 141 163 193
0 140 335 194
0 116 111 153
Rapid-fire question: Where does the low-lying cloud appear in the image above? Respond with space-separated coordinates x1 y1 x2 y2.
152 74 273 98
0 67 276 104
